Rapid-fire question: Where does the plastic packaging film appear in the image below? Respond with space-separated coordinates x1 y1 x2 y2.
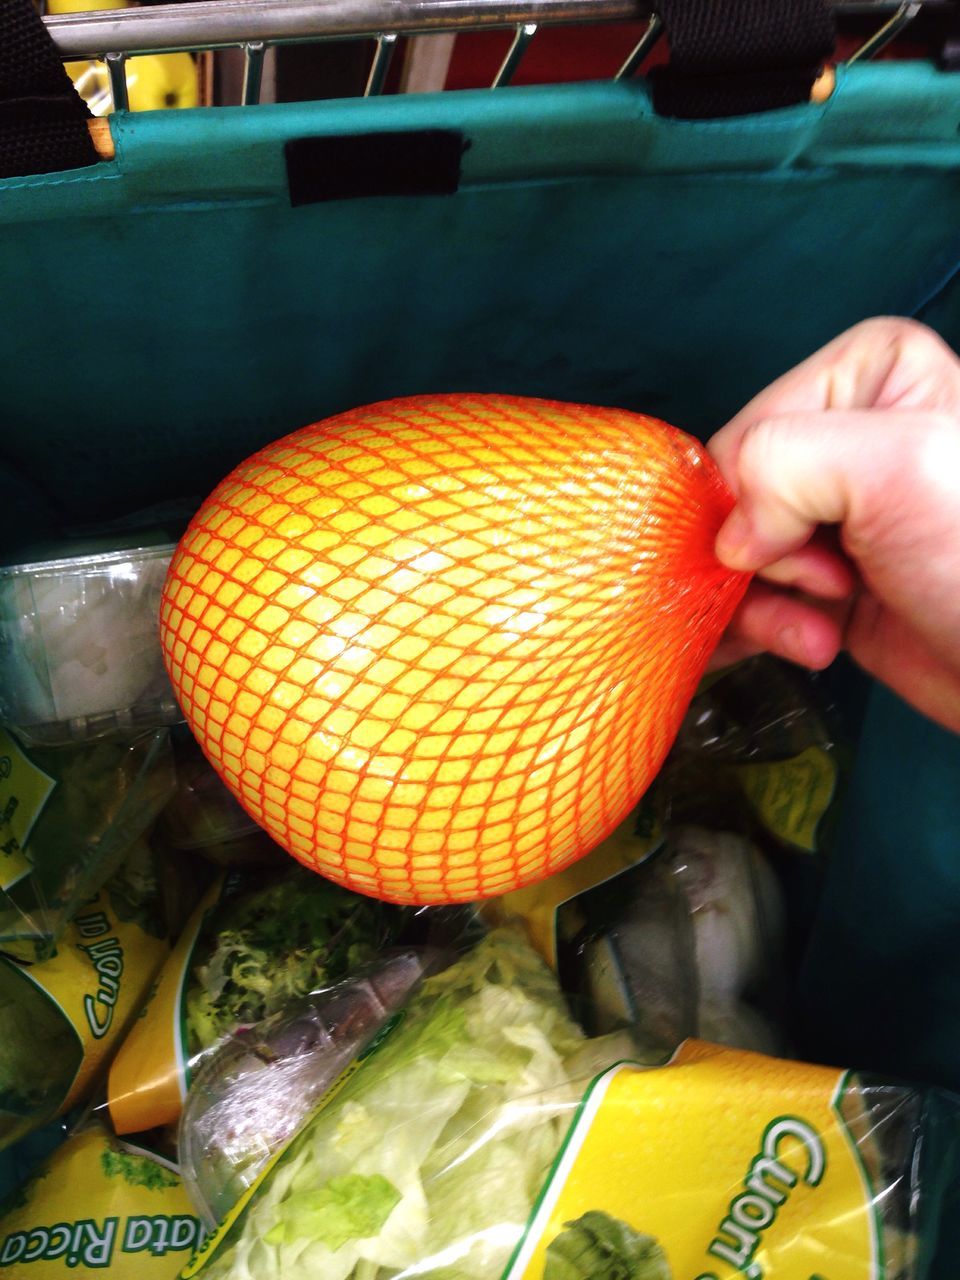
664 656 849 860
0 840 176 1152
159 394 749 905
178 949 436 1227
0 726 176 960
106 863 406 1137
158 733 264 860
567 824 788 1057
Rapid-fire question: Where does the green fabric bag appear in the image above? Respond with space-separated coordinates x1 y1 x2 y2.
2 47 960 1262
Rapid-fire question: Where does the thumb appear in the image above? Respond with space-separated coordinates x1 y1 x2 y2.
710 409 951 571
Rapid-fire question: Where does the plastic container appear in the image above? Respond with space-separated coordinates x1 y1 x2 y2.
0 538 181 746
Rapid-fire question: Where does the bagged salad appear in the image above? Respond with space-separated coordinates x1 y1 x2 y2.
0 838 177 1152
0 726 175 960
0 1120 205 1277
179 927 641 1280
107 862 405 1135
178 948 438 1225
175 928 959 1280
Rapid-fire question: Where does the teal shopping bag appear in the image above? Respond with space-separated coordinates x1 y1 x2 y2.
2 3 960 1266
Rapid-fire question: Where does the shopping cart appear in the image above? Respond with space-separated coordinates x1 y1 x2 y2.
42 0 952 120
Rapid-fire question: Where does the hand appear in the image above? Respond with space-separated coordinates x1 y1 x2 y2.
708 317 960 733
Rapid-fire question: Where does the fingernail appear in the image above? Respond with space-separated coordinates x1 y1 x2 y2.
716 508 754 569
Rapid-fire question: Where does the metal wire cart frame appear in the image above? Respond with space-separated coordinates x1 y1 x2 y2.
44 0 957 113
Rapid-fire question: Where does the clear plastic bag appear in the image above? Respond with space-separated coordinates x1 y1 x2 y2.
665 655 849 859
180 929 653 1279
106 863 408 1137
0 727 176 960
179 949 437 1226
157 732 273 867
562 823 787 1056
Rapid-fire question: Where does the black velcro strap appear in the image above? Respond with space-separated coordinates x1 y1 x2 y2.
286 131 468 206
651 0 836 119
0 0 99 178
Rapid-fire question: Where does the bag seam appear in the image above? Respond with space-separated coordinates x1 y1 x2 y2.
0 167 121 193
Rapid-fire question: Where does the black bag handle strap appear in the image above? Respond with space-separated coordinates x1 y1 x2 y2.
650 0 836 119
0 0 99 178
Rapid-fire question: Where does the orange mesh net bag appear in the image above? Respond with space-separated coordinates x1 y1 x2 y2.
159 394 749 904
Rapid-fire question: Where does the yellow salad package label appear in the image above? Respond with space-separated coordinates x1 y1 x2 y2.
0 1127 206 1276
505 1040 879 1280
738 746 837 855
0 728 56 892
6 885 170 1114
108 878 224 1135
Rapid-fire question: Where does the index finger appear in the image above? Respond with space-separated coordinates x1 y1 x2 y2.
709 317 960 485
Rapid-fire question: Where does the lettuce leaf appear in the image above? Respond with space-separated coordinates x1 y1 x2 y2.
264 1174 401 1250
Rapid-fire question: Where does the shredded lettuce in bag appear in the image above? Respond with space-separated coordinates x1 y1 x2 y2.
185 867 388 1054
108 866 409 1139
193 929 643 1280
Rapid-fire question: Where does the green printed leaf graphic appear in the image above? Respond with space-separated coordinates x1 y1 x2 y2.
543 1211 673 1280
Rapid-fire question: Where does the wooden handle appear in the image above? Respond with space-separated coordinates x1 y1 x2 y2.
88 117 116 160
811 64 836 104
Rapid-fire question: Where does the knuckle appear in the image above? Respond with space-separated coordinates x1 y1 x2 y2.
849 315 930 345
867 315 954 367
736 414 815 500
